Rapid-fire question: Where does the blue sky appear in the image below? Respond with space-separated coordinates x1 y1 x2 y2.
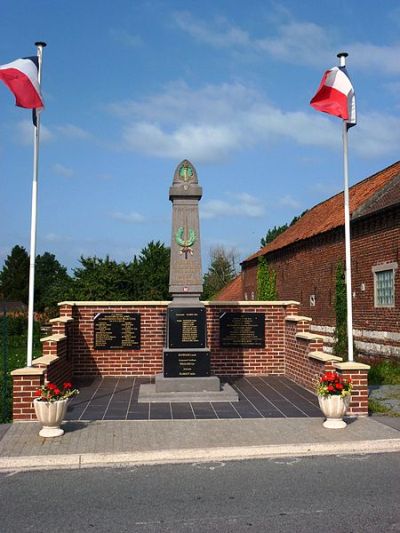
1 0 399 273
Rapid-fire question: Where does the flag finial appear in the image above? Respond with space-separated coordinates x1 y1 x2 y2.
34 42 47 48
337 52 348 67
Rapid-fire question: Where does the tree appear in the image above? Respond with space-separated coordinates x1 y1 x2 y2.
256 256 277 300
134 241 170 300
260 211 308 247
0 245 30 304
72 256 130 300
333 260 348 361
35 252 72 312
202 246 237 300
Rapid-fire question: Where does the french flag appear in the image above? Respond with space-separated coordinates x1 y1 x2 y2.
310 66 356 127
0 56 44 110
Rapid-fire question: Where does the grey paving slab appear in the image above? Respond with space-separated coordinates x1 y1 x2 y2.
1 417 399 460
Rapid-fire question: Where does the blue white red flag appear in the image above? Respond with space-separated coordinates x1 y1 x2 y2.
310 66 356 128
0 56 44 111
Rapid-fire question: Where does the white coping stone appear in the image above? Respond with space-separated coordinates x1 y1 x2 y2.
40 334 66 343
32 354 58 365
295 332 325 341
334 361 371 371
11 366 46 376
58 300 300 307
285 315 312 322
310 324 336 334
308 351 342 363
49 316 74 323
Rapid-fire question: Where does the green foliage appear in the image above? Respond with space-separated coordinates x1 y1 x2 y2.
368 398 391 414
134 241 170 300
202 247 237 300
333 261 348 361
0 245 30 304
72 241 170 301
368 360 400 386
35 252 73 312
260 211 308 247
256 257 277 300
72 256 130 300
260 224 288 247
0 315 41 423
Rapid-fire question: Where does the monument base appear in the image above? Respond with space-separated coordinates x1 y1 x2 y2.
138 374 239 403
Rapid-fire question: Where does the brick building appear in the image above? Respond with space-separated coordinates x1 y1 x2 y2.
217 161 400 360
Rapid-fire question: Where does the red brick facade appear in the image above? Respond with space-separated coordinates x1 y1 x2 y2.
12 301 369 419
243 207 400 359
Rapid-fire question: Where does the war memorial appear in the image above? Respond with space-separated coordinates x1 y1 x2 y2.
11 161 370 420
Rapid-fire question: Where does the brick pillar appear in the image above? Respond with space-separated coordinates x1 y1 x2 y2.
333 361 370 417
11 368 45 421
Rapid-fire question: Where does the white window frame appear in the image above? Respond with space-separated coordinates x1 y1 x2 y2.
372 262 397 308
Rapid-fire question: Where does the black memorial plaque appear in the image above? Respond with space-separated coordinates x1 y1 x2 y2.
220 312 265 348
167 307 206 349
94 313 140 350
164 351 210 378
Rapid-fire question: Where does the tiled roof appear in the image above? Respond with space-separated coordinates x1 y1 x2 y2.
212 274 243 301
243 160 400 264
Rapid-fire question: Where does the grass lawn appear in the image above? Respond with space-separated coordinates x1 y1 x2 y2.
368 360 400 386
368 359 400 416
1 332 41 423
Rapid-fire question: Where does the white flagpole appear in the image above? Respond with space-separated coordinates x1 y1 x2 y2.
26 41 46 367
337 51 354 362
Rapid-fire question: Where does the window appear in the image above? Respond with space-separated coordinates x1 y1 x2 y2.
373 263 397 308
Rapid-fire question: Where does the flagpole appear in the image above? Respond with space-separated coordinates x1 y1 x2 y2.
26 41 46 367
337 51 354 363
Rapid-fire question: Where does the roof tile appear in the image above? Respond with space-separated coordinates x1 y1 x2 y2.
244 160 400 264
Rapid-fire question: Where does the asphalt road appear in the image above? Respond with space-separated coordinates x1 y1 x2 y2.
1 453 400 532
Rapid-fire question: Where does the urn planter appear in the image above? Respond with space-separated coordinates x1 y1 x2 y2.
318 395 351 429
33 398 69 437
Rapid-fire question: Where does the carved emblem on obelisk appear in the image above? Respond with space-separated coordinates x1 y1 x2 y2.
168 159 203 300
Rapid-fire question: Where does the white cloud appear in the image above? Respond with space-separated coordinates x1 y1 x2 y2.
56 124 92 140
201 192 265 219
174 11 400 75
110 211 145 223
109 28 143 48
348 42 400 75
122 122 241 163
15 120 54 145
52 163 74 178
174 11 250 48
110 80 400 161
279 195 301 209
44 233 72 243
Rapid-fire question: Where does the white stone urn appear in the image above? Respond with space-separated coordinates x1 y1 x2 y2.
33 398 69 437
318 395 351 429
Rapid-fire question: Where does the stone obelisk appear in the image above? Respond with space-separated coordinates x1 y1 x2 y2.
138 160 238 402
163 160 211 381
168 159 203 300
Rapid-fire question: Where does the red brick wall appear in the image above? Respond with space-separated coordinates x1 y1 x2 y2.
12 375 44 421
207 305 286 375
62 303 296 377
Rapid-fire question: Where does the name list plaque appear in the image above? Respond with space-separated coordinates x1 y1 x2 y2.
220 312 265 348
164 351 210 378
94 313 140 350
167 307 206 349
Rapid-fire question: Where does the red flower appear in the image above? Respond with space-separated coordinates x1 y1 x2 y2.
328 385 335 392
47 383 56 390
34 389 42 397
63 382 72 389
335 383 344 390
54 388 61 395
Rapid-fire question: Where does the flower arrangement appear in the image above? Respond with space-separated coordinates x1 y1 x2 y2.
34 382 79 403
317 371 352 398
